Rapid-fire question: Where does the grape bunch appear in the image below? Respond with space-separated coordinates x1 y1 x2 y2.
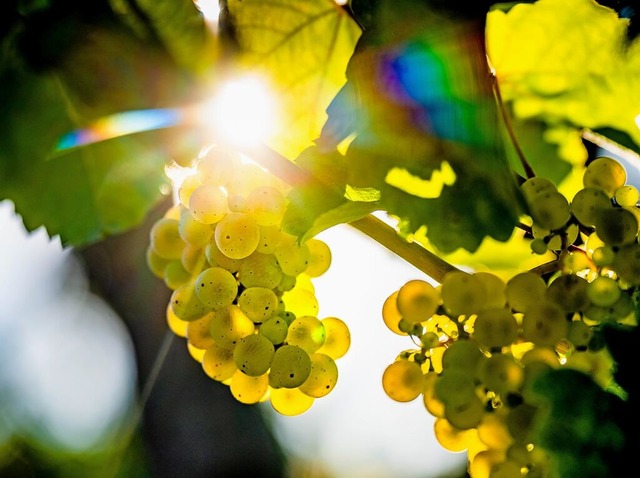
146 145 350 416
380 155 639 477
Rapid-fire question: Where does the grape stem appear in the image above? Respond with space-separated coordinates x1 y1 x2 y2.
237 142 461 283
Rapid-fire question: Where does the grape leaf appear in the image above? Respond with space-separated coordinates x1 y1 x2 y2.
486 0 640 171
0 1 212 246
224 0 361 160
317 0 524 253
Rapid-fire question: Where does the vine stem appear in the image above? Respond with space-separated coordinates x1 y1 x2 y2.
237 142 460 283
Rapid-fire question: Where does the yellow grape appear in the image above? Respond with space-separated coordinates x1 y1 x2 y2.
178 173 203 208
163 260 192 291
304 238 332 278
286 315 326 354
170 283 209 322
281 287 319 318
382 290 407 336
166 303 188 338
259 316 289 345
246 186 287 226
202 342 237 382
270 387 315 416
422 372 445 418
505 272 547 313
298 353 338 398
189 184 228 225
477 354 524 396
230 370 270 404
396 279 440 323
444 394 485 430
237 252 283 289
256 225 283 254
186 313 216 350
441 272 487 316
433 417 480 453
208 305 255 350
583 156 626 197
181 243 206 274
150 217 186 260
316 316 351 360
382 360 425 402
146 244 172 279
204 240 243 273
237 287 279 323
521 300 568 346
274 234 310 276
214 212 261 260
471 307 519 350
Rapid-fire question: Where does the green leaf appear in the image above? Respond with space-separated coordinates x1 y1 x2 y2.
487 0 640 165
319 0 524 253
225 0 361 159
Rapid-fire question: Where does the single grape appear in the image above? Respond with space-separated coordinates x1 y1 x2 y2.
594 207 638 246
570 187 612 227
434 369 477 405
382 290 408 336
163 260 192 291
316 316 351 359
238 287 279 323
444 394 485 430
472 307 519 350
475 272 507 309
146 244 172 279
521 300 568 346
246 186 287 226
209 305 255 349
214 212 261 260
422 372 445 418
170 283 209 322
204 240 243 273
259 316 289 345
440 271 487 316
546 273 590 313
567 319 592 349
194 266 238 310
526 190 571 230
441 339 486 375
274 235 311 276
269 387 315 416
299 353 338 398
269 344 312 388
520 177 557 202
530 238 548 255
181 243 206 274
186 313 216 350
150 217 186 260
397 279 440 323
189 184 228 225
583 156 626 197
237 252 283 289
280 287 319 318
477 412 513 451
286 315 326 354
591 246 615 267
166 302 188 338
178 173 203 208
179 207 215 246
433 417 480 453
586 275 621 307
233 334 276 376
614 184 640 207
256 225 283 254
477 353 524 396
505 272 547 312
202 342 237 382
382 360 425 402
612 243 640 285
229 370 270 404
304 238 332 278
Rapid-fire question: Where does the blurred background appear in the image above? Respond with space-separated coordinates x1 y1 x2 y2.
0 197 468 478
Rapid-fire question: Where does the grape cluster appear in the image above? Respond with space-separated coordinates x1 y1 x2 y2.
146 146 350 416
381 156 639 477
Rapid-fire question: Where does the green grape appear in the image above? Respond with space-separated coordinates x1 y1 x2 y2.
530 238 548 255
591 246 615 266
204 240 243 273
170 283 209 322
270 387 315 416
276 274 297 293
420 331 441 349
299 353 338 398
286 315 326 353
237 287 279 323
422 372 445 418
237 252 283 289
179 206 215 247
612 291 635 320
396 279 440 323
186 313 215 350
178 173 203 208
594 207 638 246
316 316 351 359
259 316 289 345
542 223 579 251
233 334 275 376
281 287 319 317
562 250 592 273
567 319 592 349
441 339 486 375
527 190 571 230
505 272 547 312
477 353 524 396
269 344 312 388
475 272 507 309
612 243 640 285
505 403 538 443
209 305 255 349
146 244 172 279
214 212 261 259
444 395 485 430
230 370 270 404
583 156 626 197
164 260 192 290
434 370 477 405
382 360 425 402
246 186 287 226
521 300 568 346
189 184 228 225
382 290 408 336
520 177 557 201
441 271 487 316
202 342 237 382
181 243 206 274
304 238 332 278
546 274 590 313
586 275 621 307
614 184 640 207
274 235 311 276
570 187 612 227
194 266 238 310
150 217 186 260
256 225 283 254
472 307 519 350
